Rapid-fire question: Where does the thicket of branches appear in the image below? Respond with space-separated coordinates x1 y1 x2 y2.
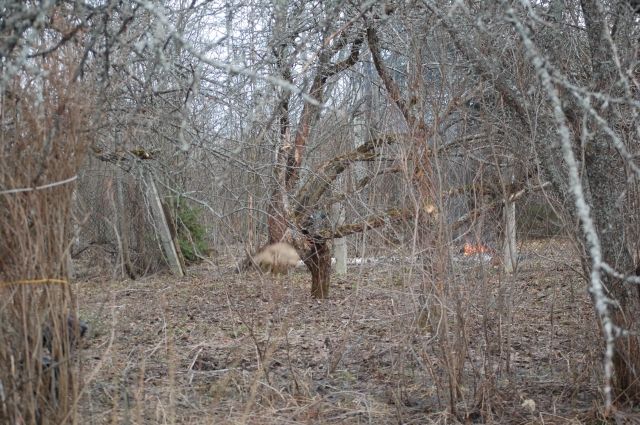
0 41 91 422
3 0 640 422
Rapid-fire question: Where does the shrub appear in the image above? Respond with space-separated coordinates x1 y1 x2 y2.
174 199 209 264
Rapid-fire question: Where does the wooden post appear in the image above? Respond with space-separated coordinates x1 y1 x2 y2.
333 172 347 275
333 202 347 275
503 196 517 273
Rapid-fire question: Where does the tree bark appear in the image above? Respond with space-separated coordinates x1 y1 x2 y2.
116 172 136 279
580 0 640 401
304 239 332 298
144 171 185 277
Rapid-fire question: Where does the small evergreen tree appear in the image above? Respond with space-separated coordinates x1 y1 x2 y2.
174 199 209 264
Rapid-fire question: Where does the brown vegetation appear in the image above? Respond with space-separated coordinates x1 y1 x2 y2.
73 238 607 423
4 0 640 421
0 51 91 423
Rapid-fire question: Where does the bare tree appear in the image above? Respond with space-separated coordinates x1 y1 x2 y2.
418 0 640 408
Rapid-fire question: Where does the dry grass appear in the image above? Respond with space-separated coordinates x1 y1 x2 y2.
0 44 91 423
71 237 614 424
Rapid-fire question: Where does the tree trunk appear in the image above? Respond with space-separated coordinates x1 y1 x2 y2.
585 145 640 400
304 240 331 298
580 0 640 401
267 195 288 244
144 171 185 277
611 309 640 402
116 172 136 279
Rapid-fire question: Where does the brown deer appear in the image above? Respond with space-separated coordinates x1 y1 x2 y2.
252 242 300 275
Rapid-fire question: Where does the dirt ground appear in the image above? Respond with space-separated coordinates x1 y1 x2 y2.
74 238 611 424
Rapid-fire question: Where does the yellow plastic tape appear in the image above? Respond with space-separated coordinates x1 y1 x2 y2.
0 279 68 287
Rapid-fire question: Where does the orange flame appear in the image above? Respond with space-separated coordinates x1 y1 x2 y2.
463 243 491 256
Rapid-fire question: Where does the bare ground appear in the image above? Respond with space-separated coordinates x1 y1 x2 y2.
75 238 613 424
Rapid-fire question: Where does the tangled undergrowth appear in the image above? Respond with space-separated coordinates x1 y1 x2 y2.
76 238 607 424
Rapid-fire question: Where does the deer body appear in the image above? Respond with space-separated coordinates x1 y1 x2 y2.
253 242 300 275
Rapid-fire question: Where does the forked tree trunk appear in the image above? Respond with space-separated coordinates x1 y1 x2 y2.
304 239 331 298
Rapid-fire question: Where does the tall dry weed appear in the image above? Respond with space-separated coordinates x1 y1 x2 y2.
0 52 91 424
